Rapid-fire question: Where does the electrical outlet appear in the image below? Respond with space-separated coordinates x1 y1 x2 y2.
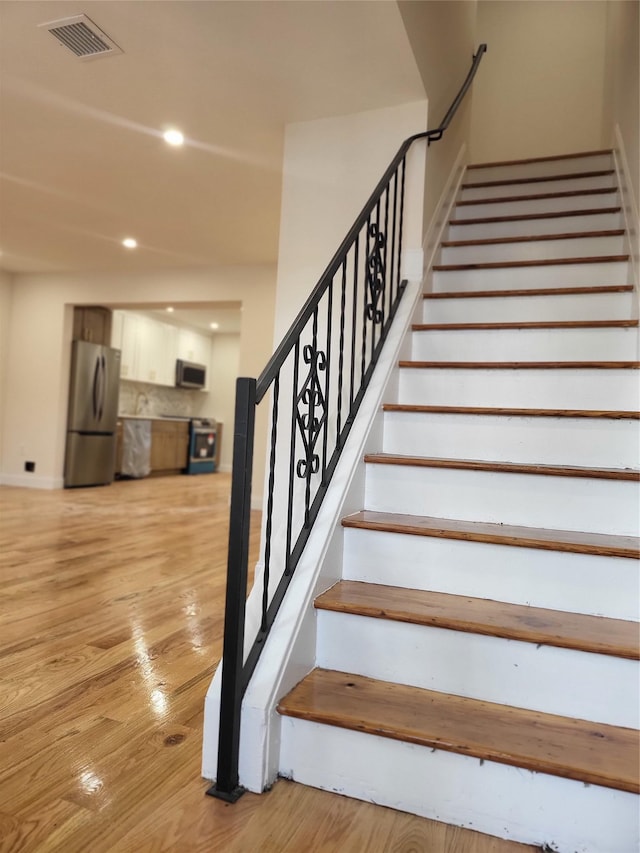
25 461 35 472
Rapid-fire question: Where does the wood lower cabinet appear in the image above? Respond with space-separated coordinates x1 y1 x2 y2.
117 418 189 478
149 420 189 474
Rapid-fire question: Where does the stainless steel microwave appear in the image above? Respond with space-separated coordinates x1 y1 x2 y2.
175 359 206 389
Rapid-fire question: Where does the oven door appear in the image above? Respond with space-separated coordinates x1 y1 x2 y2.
188 426 216 473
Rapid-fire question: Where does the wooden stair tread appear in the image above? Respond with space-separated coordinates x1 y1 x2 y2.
441 229 623 247
433 255 628 272
277 668 639 793
450 207 622 226
462 170 615 189
363 453 640 482
423 285 633 299
412 320 638 331
315 581 640 659
382 404 640 420
399 360 640 369
456 188 617 207
468 150 613 169
341 510 640 559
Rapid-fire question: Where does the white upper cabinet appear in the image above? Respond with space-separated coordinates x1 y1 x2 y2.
112 311 139 380
111 310 210 387
177 328 211 367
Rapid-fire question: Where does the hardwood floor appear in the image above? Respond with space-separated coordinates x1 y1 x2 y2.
0 475 537 852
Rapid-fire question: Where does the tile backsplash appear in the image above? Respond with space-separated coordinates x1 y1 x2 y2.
118 379 211 418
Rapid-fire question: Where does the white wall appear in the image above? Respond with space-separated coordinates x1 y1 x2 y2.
209 333 240 472
398 0 479 245
273 100 429 340
0 270 14 467
604 0 640 299
469 1 608 163
1 266 275 496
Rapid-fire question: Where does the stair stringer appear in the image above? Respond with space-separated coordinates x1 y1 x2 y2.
612 124 640 317
201 277 424 792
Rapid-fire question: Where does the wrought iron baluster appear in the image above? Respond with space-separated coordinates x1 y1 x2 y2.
295 309 326 528
337 260 347 441
390 168 398 305
350 235 359 414
366 201 386 365
383 185 390 326
397 156 406 293
322 283 333 483
261 374 279 633
361 217 370 380
285 341 300 576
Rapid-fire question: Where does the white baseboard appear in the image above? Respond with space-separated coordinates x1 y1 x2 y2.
0 473 63 489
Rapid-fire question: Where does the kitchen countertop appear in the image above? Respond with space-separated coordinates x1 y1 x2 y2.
118 414 192 422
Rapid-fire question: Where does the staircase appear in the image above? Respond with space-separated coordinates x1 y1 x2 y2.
276 150 640 852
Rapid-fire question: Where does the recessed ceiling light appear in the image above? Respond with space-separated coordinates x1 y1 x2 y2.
209 322 219 330
166 306 174 313
163 129 184 147
122 237 137 249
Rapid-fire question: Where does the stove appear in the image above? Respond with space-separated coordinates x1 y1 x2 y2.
187 418 217 474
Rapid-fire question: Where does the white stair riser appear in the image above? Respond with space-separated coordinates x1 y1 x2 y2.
433 260 629 292
364 464 640 536
398 367 640 410
382 411 640 469
454 191 619 219
422 291 634 323
460 174 615 202
343 528 640 621
411 327 639 362
440 234 625 264
466 154 614 183
279 718 639 853
448 211 624 241
316 612 639 727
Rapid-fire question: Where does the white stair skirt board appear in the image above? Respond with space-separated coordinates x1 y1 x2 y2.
316 611 639 727
398 366 640 410
422 290 635 323
453 191 619 220
382 410 640 469
432 259 629 291
459 174 616 203
440 233 625 264
448 210 624 241
410 325 638 362
279 717 639 853
363 463 640 536
342 527 640 621
466 153 614 183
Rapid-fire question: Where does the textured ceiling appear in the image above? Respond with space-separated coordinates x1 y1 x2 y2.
0 0 425 275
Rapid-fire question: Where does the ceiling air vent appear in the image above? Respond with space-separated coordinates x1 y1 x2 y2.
40 14 123 60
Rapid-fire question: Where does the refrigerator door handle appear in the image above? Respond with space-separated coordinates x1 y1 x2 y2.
92 357 100 420
99 355 106 421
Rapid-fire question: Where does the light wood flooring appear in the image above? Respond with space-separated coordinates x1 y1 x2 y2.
0 474 538 852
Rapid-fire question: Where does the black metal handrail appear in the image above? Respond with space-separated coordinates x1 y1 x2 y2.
209 43 487 803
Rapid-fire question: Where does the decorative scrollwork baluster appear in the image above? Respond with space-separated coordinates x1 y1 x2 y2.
295 342 327 481
366 222 386 324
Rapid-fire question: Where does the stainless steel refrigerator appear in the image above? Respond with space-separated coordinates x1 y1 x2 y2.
64 339 121 487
